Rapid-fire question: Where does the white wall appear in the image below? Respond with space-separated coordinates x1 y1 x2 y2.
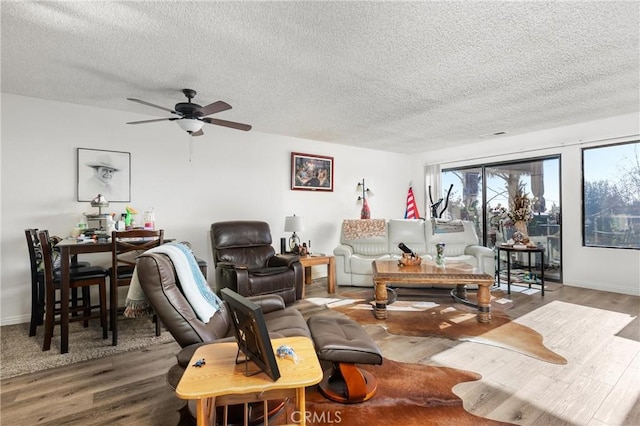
2 94 638 325
1 94 413 325
410 113 640 296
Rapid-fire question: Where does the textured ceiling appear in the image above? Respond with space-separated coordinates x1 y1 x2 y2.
1 1 638 154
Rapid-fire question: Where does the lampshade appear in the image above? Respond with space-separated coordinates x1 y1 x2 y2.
178 118 204 133
284 215 305 232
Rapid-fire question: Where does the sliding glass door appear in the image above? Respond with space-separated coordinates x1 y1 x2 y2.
442 156 561 282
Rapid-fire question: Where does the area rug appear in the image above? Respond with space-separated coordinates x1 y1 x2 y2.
297 358 513 425
328 289 567 365
0 316 175 379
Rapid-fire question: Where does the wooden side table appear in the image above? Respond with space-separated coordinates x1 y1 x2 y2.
496 245 545 295
176 336 322 426
299 255 336 294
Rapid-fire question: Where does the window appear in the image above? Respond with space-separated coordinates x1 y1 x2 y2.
582 141 640 249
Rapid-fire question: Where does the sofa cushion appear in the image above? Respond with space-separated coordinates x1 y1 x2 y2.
340 219 389 256
387 219 427 256
425 220 479 256
341 219 386 240
446 254 478 266
350 254 391 275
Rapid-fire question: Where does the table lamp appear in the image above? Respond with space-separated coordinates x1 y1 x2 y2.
284 214 305 250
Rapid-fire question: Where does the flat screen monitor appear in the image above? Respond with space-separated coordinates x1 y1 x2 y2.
220 288 281 381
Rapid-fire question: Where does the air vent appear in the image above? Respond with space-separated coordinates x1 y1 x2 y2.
479 131 508 138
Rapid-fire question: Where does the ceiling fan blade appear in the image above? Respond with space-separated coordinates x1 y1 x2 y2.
126 117 178 125
191 129 204 137
203 117 252 131
198 100 232 117
127 98 177 114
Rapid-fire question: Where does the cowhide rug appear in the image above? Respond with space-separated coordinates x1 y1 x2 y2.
296 358 513 425
329 289 567 365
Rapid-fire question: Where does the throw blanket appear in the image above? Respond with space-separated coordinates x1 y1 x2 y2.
342 219 387 240
124 242 222 323
432 219 465 234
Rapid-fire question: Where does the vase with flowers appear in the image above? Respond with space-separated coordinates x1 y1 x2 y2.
507 183 534 243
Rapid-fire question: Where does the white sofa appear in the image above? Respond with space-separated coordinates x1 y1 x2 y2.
333 219 495 287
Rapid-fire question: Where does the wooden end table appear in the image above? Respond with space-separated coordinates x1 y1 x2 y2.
176 336 322 426
372 260 494 323
299 255 336 294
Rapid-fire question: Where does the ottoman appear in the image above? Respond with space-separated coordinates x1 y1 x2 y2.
307 315 383 403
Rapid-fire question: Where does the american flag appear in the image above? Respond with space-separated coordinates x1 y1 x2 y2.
404 186 420 219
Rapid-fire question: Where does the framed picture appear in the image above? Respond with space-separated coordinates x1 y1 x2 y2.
77 148 131 202
220 288 281 381
291 152 334 191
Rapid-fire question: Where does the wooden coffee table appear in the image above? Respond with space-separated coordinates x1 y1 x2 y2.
372 260 494 323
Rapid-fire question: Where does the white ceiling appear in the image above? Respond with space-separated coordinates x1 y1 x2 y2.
2 1 638 154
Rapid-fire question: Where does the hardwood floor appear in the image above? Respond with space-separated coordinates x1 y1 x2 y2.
1 281 638 425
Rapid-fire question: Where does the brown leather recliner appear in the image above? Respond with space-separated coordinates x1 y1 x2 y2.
210 221 303 305
136 250 383 410
135 251 311 423
135 251 311 355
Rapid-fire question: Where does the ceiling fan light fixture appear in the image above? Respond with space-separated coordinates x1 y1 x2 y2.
178 118 204 133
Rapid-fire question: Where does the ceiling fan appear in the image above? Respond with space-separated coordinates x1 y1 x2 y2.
126 88 252 136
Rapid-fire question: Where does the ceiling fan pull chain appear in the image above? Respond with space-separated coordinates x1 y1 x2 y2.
189 133 193 162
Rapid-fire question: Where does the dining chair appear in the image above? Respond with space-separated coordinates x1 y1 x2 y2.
38 231 108 352
110 229 164 346
25 228 92 336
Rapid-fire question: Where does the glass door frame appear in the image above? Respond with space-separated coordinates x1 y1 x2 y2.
441 154 562 283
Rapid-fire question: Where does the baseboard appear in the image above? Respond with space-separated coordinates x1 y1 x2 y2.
1 314 30 327
563 281 640 297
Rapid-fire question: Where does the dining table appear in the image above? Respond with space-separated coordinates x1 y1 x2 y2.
55 236 208 354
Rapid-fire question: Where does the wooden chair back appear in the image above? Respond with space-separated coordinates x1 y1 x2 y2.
110 229 164 346
110 229 165 287
25 229 44 336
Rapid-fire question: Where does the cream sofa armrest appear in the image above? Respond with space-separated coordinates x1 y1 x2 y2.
334 244 354 257
333 244 354 274
333 244 355 285
464 245 495 274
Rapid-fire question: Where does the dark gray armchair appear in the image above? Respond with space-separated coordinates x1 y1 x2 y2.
210 221 304 305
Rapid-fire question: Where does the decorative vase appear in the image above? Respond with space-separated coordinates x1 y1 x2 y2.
513 220 529 243
360 198 371 219
435 242 446 268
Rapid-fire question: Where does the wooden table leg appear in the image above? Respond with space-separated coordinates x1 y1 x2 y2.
304 266 312 285
327 257 336 294
110 264 118 346
297 387 306 426
454 284 467 299
60 246 71 354
196 398 215 426
374 280 388 319
476 282 492 324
